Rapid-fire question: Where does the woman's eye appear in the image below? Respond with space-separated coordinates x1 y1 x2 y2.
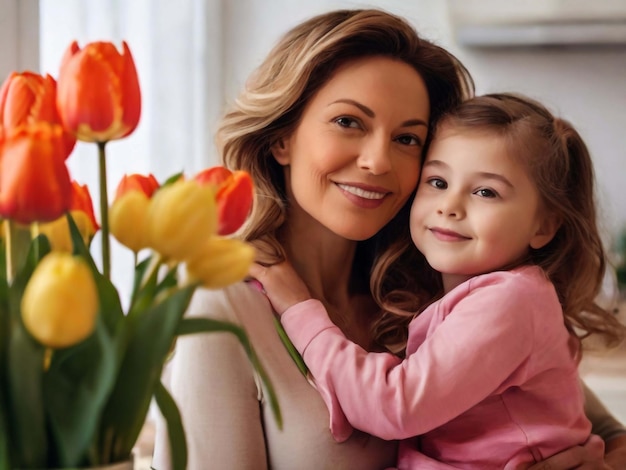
427 178 447 189
395 134 421 146
335 117 360 129
474 188 497 198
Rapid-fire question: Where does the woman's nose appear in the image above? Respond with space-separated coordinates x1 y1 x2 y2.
357 137 392 175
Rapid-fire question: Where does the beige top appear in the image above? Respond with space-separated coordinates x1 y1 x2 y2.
151 282 396 470
151 282 625 469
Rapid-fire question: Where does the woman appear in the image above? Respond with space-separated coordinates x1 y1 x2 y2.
152 9 626 469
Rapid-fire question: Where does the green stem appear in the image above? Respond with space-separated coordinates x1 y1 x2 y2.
4 221 32 283
98 142 111 280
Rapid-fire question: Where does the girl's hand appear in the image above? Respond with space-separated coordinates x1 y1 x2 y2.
248 261 311 315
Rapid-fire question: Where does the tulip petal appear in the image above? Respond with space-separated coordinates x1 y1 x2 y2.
216 171 254 235
119 42 142 138
110 191 151 252
70 181 100 233
146 180 217 261
0 124 72 223
114 173 159 200
186 238 256 289
194 166 231 187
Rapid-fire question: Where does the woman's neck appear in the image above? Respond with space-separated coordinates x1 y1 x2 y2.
280 219 377 348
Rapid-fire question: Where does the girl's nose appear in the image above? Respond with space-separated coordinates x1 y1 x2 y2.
437 192 465 219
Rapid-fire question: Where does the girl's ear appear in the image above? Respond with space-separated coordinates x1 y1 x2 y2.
271 138 290 166
530 212 561 249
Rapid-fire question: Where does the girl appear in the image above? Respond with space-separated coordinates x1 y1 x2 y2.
250 93 626 468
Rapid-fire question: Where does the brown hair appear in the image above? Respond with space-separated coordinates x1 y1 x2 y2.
216 9 474 352
423 93 624 348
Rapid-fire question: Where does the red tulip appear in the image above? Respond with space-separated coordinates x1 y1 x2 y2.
0 123 72 224
0 71 76 158
56 41 141 143
114 173 159 200
194 167 254 235
71 181 99 234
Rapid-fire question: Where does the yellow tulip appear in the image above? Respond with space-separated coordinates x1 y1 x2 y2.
186 237 255 289
36 211 94 252
21 252 98 349
146 180 217 261
110 191 151 252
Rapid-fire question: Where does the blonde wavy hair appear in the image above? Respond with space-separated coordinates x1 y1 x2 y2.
216 9 474 354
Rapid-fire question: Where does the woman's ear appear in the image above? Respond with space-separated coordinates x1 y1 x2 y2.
271 138 290 166
530 212 561 250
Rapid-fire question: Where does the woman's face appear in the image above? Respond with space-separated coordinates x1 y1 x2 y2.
273 56 430 241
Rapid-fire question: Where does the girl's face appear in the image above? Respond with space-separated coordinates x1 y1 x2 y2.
410 127 557 291
273 56 430 241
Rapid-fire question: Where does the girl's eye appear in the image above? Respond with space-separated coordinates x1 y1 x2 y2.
474 188 498 198
334 117 361 129
395 134 422 147
427 178 447 190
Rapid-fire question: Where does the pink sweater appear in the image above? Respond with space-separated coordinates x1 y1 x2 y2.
281 266 591 469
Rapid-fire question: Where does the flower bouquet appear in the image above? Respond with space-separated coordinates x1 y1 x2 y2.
0 41 280 469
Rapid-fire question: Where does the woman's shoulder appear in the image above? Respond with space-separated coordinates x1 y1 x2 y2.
186 281 274 323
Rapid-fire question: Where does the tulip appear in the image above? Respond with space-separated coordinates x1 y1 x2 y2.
56 40 141 143
146 180 217 261
114 173 159 200
21 252 98 349
0 123 72 224
186 237 256 289
70 181 100 235
0 71 75 158
37 181 99 252
195 167 254 235
109 174 159 252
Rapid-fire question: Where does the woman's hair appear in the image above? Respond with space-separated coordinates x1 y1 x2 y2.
216 8 474 353
425 93 624 348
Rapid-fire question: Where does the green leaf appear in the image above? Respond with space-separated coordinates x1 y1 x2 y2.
154 381 187 470
99 285 196 462
0 242 11 469
176 317 283 429
44 315 117 467
4 234 51 468
7 318 47 468
273 317 309 376
0 385 11 470
67 213 124 335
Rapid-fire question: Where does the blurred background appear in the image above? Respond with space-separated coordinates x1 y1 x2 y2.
2 0 625 297
1 0 625 461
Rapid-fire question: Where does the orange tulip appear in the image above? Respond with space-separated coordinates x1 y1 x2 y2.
194 167 254 235
71 181 99 234
0 71 76 158
114 173 159 200
56 40 141 143
0 123 72 224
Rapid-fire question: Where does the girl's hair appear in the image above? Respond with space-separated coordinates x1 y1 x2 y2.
426 93 624 348
216 9 474 353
